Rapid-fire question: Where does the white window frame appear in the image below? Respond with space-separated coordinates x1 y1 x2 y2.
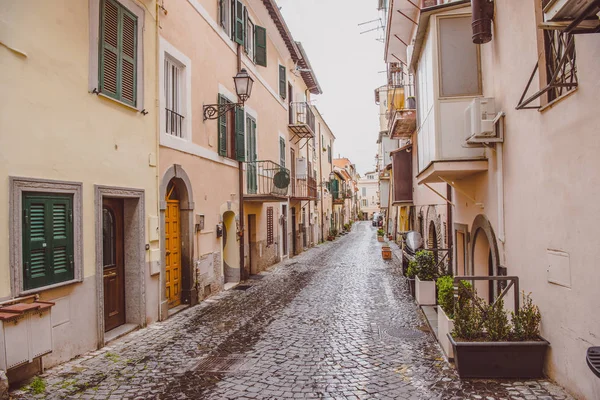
245 17 255 62
219 0 233 38
159 37 192 142
88 0 145 111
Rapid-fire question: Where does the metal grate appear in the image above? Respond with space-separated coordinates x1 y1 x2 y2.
587 347 600 378
381 326 427 340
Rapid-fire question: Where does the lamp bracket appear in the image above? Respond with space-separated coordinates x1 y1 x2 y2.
203 102 243 121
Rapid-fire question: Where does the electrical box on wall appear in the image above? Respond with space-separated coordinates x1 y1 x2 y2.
195 214 205 232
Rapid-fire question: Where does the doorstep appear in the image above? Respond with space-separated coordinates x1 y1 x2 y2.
104 323 138 344
420 305 439 339
223 282 240 291
167 304 190 318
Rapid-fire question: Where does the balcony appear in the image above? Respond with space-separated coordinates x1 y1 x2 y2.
290 176 318 201
387 86 417 139
243 160 290 202
288 102 315 140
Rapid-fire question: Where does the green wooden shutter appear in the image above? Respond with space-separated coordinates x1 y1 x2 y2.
23 194 74 291
218 95 227 156
234 0 245 45
279 137 286 168
235 106 245 161
99 0 137 106
331 179 339 199
254 25 267 67
120 7 138 106
99 0 120 99
279 65 287 100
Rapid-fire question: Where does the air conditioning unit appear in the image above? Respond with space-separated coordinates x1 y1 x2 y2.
296 157 307 179
464 97 503 144
544 0 599 22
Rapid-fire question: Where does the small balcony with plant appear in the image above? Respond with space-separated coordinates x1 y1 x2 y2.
288 102 315 140
243 160 290 202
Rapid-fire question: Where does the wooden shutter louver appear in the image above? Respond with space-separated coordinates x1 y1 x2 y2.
23 194 74 290
218 95 227 156
279 65 286 100
267 207 274 246
235 106 245 161
234 0 245 45
121 9 137 105
99 0 137 106
255 25 267 67
392 147 413 204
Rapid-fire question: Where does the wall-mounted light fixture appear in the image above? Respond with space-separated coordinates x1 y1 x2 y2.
203 69 255 120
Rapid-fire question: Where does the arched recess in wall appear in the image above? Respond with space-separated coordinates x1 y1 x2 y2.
159 164 196 319
470 214 500 304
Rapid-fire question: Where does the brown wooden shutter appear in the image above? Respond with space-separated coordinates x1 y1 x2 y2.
267 207 274 245
392 146 413 203
100 0 119 97
120 8 137 105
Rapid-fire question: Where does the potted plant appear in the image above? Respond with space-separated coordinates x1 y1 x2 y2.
449 288 549 378
413 250 437 305
381 244 392 260
406 261 417 298
436 276 472 360
332 229 339 237
377 229 385 242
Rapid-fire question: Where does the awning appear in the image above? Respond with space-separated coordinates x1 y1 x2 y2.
384 0 420 65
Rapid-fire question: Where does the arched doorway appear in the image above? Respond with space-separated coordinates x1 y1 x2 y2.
428 220 438 263
222 211 240 284
165 182 181 308
160 165 196 319
471 214 500 304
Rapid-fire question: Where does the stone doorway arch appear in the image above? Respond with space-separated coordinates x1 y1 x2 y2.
470 214 500 303
160 165 196 319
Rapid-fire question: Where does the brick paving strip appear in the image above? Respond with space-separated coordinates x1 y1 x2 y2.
12 223 574 399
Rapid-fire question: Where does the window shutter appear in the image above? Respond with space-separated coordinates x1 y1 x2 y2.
254 25 267 67
279 65 287 100
279 137 286 168
99 0 120 98
332 179 339 198
120 8 137 106
218 95 227 156
99 0 137 106
234 0 245 45
235 106 246 162
23 194 74 291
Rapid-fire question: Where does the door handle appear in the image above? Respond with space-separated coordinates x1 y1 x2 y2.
104 271 117 278
166 250 171 256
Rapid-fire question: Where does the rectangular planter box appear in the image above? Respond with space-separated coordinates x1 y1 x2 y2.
377 236 384 242
449 335 549 378
437 306 454 360
381 247 392 260
415 276 436 305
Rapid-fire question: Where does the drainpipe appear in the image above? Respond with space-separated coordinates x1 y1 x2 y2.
447 183 453 274
497 141 505 244
318 131 325 242
237 45 247 281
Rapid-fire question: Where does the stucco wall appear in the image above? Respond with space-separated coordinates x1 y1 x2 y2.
0 0 159 365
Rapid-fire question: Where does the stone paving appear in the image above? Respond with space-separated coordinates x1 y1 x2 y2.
13 222 574 399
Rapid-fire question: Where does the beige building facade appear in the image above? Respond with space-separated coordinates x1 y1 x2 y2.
385 0 600 397
0 0 160 377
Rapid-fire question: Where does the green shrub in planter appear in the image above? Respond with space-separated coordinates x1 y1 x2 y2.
407 260 418 279
511 292 541 341
452 284 484 341
414 250 437 281
484 298 510 341
377 229 385 237
437 275 454 318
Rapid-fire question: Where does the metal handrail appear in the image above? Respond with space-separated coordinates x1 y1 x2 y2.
166 108 185 137
244 160 290 196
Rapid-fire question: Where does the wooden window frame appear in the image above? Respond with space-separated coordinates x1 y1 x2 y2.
9 177 84 296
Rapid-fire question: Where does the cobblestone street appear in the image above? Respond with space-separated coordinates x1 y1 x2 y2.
14 222 572 400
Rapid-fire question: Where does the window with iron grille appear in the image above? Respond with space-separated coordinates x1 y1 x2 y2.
165 56 184 137
543 29 577 103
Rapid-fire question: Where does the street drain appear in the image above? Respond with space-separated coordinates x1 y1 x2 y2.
233 285 252 291
194 356 246 373
382 326 427 340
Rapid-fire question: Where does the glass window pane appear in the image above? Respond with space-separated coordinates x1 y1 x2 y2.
102 208 115 267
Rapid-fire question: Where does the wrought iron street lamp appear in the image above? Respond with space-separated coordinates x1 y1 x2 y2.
203 69 254 120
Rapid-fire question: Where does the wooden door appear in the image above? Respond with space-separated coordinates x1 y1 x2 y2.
290 148 296 196
103 198 125 332
282 205 288 256
165 186 182 308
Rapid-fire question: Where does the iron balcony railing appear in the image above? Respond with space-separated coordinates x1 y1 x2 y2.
244 160 290 197
288 102 315 136
165 108 184 137
291 176 318 199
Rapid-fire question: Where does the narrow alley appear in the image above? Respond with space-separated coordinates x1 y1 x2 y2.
13 223 570 399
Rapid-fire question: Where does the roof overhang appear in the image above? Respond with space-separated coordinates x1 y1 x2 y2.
296 42 323 95
409 0 471 73
416 158 488 185
384 0 420 65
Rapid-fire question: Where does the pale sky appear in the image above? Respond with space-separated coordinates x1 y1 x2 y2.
276 0 387 176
